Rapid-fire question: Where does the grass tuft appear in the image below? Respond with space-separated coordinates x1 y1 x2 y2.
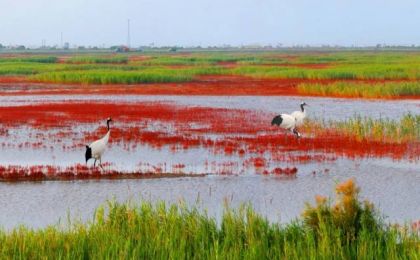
302 113 420 143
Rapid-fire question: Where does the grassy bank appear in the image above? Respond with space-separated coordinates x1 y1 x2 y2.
297 81 420 98
0 180 418 258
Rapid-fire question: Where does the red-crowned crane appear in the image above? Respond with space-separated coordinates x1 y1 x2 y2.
271 113 301 138
85 118 112 169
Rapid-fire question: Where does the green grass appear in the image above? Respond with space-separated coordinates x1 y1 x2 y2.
295 52 420 65
230 63 420 80
2 51 420 85
0 56 58 63
0 59 226 83
66 55 128 64
31 67 226 84
0 62 132 76
32 70 194 84
139 53 270 66
297 81 420 98
0 180 418 259
0 62 65 75
229 52 420 80
304 113 420 143
334 114 420 143
0 62 138 76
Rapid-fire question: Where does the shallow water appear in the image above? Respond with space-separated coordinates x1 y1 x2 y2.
0 95 417 170
0 94 419 228
0 157 418 229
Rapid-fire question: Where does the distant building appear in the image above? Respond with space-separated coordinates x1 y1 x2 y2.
64 42 70 50
115 46 130 52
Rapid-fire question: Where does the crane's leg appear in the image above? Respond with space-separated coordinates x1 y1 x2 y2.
99 158 104 170
293 128 301 138
93 159 97 167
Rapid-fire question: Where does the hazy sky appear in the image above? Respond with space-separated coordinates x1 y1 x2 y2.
1 0 419 47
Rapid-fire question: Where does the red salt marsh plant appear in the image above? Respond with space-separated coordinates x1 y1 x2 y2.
0 164 205 181
0 102 418 162
271 167 298 175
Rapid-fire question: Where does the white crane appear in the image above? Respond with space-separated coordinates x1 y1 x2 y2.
291 102 308 128
85 118 112 169
271 113 301 138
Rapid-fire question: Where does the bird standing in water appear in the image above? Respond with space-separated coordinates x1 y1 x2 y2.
271 102 308 138
271 113 301 138
85 117 112 169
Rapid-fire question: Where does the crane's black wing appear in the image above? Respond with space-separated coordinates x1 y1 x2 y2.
271 115 283 126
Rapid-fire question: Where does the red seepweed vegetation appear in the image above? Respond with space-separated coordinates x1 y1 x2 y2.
0 101 417 162
0 75 300 96
0 100 418 181
0 164 205 182
0 75 419 99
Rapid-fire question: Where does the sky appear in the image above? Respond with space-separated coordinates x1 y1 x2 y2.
0 0 419 47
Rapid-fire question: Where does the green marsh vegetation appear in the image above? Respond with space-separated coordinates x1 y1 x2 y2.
137 53 271 66
66 55 129 64
0 179 418 259
230 63 420 80
303 113 420 143
297 81 420 98
230 52 420 80
31 66 225 84
1 51 420 87
0 56 58 63
0 62 60 75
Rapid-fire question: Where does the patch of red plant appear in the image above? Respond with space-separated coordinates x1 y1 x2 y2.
0 75 302 96
0 76 29 84
0 164 205 181
0 101 418 161
271 167 298 175
0 74 419 99
217 61 237 68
